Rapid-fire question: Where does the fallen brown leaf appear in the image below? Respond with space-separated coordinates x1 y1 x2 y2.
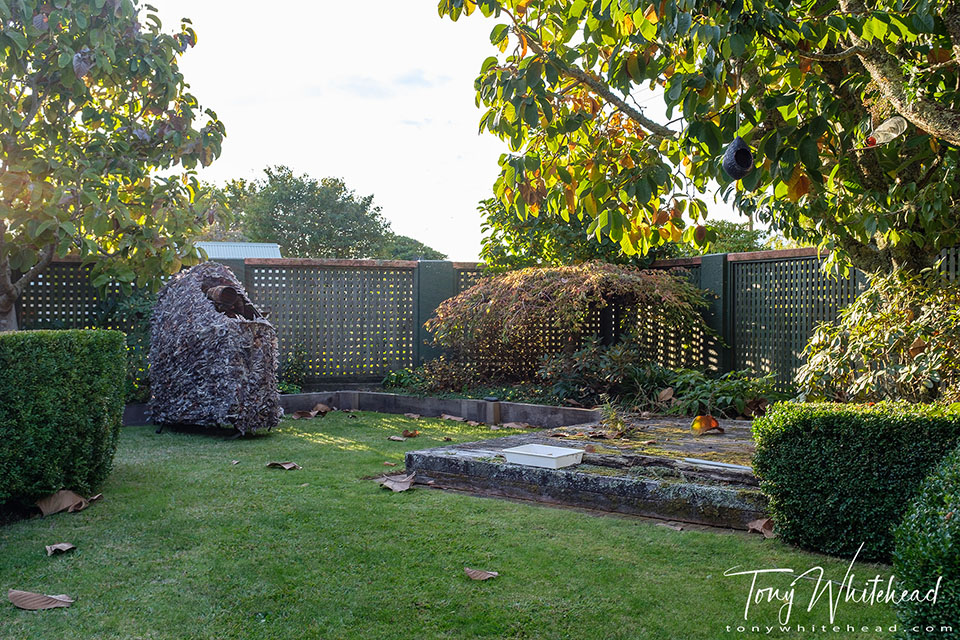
8 590 74 610
489 425 501 431
501 422 531 429
265 461 301 471
401 430 420 438
290 403 332 420
230 460 240 465
640 440 657 446
657 523 684 531
584 445 597 453
658 387 675 402
440 414 465 422
387 435 406 442
547 432 567 438
45 543 75 556
466 421 482 427
299 483 310 488
379 473 416 492
747 517 776 539
36 490 88 516
404 413 422 419
383 461 397 467
442 437 453 442
691 415 723 436
464 567 499 581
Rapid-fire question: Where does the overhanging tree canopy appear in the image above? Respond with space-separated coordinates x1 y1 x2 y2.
439 0 960 274
0 0 225 330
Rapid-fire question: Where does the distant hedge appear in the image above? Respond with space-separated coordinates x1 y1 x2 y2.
0 330 126 507
893 445 960 639
752 402 960 561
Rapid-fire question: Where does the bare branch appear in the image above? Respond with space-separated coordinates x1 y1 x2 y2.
0 219 14 298
757 27 863 61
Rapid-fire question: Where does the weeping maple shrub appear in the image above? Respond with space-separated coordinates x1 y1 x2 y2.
423 262 708 387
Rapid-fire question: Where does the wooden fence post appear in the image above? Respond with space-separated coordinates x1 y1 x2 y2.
699 253 734 374
414 261 456 366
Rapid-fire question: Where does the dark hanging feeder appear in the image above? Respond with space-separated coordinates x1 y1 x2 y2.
722 136 754 180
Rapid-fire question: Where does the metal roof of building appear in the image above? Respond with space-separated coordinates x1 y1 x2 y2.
196 242 282 260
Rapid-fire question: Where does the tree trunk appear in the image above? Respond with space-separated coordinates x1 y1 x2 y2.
0 295 17 332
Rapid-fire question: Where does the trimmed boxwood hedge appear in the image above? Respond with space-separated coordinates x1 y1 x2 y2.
752 402 960 561
0 330 126 507
893 445 960 639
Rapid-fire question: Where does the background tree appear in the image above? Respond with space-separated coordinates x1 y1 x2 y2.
674 220 767 255
374 233 447 260
230 166 446 260
0 0 225 331
439 0 960 275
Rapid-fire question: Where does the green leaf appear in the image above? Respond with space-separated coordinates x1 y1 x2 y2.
799 136 821 171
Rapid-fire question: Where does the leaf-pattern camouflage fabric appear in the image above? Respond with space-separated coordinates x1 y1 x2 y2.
149 262 281 434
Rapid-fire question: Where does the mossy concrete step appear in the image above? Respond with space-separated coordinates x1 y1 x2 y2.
406 431 767 530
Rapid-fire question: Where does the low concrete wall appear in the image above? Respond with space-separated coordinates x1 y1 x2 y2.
123 392 600 428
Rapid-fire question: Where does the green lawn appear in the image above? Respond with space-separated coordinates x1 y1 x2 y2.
1 413 896 639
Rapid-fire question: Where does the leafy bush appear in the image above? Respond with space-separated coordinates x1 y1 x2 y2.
753 402 960 561
797 270 960 404
99 290 155 403
278 346 309 394
424 261 708 385
0 330 126 507
893 445 960 639
536 336 651 405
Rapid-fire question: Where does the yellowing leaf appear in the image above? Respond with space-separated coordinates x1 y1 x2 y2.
787 168 811 202
643 4 658 24
464 0 476 15
691 414 722 436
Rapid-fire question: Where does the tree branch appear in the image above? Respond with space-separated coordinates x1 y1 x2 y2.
12 243 55 298
522 33 676 141
757 27 863 62
0 219 14 299
841 0 960 147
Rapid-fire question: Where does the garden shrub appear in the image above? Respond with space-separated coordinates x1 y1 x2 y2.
752 402 960 561
893 445 960 639
278 345 309 394
797 270 960 404
423 261 708 386
99 290 155 403
0 330 126 507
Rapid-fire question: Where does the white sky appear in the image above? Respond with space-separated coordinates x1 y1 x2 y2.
154 0 741 260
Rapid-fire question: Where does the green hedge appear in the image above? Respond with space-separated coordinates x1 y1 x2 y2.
0 330 126 507
752 402 960 561
893 445 960 639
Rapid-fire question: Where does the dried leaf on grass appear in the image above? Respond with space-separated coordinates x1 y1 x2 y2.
36 490 91 516
383 462 397 467
404 413 422 419
230 460 240 465
45 543 76 556
464 567 499 581
265 461 301 470
501 422 531 429
441 414 465 422
387 435 406 442
8 590 74 610
656 523 684 531
401 430 420 438
747 518 776 539
489 425 500 431
466 421 482 427
658 387 675 402
378 473 416 492
442 437 453 442
547 432 567 438
289 403 332 420
691 415 723 436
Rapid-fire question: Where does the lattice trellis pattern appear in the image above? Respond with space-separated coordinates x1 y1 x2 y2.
18 261 124 330
248 265 416 382
455 267 485 294
732 257 864 390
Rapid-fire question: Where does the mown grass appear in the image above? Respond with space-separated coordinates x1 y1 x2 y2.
1 412 895 639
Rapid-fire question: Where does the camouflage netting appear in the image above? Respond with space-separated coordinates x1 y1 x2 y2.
149 262 281 434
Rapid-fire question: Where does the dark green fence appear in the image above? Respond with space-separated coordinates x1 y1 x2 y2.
16 249 960 389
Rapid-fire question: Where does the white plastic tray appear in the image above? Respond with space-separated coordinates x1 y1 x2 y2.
501 444 585 469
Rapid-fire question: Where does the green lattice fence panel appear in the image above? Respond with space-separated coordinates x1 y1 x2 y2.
732 255 864 390
246 260 416 382
940 247 960 280
454 264 485 294
17 260 125 330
